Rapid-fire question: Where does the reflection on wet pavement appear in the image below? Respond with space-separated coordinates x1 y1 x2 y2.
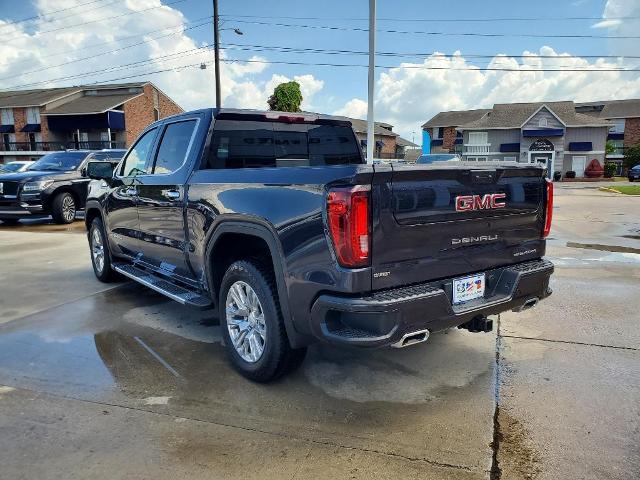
0 283 496 471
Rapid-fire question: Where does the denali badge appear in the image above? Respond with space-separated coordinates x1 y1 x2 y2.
452 235 498 245
455 193 506 212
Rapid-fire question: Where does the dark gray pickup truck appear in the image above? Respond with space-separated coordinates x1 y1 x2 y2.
85 108 554 382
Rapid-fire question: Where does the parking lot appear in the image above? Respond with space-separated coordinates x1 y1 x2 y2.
0 184 638 480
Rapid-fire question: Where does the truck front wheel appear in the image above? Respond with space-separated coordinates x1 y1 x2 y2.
220 260 306 382
51 192 76 224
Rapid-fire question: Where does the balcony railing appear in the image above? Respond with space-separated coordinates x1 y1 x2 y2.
464 144 491 154
0 141 125 152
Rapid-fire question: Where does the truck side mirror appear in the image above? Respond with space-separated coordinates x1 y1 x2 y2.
86 161 115 183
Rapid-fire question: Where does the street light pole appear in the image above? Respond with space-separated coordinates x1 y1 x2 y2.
213 0 221 109
366 0 376 164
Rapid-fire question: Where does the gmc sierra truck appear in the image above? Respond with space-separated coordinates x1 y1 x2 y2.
85 108 554 382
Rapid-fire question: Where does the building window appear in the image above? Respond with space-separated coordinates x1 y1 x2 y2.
1 108 14 125
2 133 13 150
538 117 548 127
26 107 40 124
436 127 444 139
608 139 625 156
468 132 488 145
609 118 625 134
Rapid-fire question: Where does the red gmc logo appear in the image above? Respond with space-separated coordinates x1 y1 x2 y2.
455 193 507 212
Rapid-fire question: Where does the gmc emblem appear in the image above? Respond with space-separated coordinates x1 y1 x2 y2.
455 193 506 212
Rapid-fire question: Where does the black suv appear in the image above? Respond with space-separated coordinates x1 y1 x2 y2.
85 108 554 382
0 150 124 225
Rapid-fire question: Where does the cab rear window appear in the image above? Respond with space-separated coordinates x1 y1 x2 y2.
204 119 362 169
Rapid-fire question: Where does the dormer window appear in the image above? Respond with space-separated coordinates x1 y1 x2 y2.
538 117 548 127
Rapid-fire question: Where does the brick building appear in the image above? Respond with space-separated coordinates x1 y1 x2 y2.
575 99 640 173
422 109 490 154
336 116 418 159
0 82 182 164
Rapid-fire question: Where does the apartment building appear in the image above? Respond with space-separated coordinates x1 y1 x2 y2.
423 101 611 178
575 99 640 173
0 82 183 164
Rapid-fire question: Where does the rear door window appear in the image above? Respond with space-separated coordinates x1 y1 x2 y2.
207 120 275 169
152 120 197 174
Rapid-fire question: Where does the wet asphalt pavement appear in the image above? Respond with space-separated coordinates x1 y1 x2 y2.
0 184 638 479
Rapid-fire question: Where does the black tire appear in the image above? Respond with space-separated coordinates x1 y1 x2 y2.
89 217 117 282
51 192 76 224
219 260 307 382
0 218 20 225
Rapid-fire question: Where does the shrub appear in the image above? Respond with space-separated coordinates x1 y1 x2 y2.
565 171 576 179
604 162 617 178
553 171 562 181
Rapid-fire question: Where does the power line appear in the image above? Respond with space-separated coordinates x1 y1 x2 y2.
0 18 212 82
221 42 640 61
220 13 640 23
3 0 188 41
226 19 640 39
0 0 109 28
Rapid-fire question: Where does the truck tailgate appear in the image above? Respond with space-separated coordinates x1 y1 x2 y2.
371 163 547 290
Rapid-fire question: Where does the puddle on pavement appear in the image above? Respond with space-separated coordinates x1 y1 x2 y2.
566 241 640 255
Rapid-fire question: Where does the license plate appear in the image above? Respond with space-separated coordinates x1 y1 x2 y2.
452 273 486 304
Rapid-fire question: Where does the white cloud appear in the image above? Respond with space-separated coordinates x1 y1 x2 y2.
0 0 323 111
591 0 640 58
591 19 623 28
333 98 368 118
335 46 640 139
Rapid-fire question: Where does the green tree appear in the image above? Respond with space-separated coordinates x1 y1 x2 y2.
605 140 616 156
267 81 303 112
624 144 640 169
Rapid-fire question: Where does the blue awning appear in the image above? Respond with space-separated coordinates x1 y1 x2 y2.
522 128 564 137
0 125 15 133
21 124 41 132
500 143 520 152
607 133 624 140
568 142 592 152
454 138 463 145
47 110 125 131
431 139 443 146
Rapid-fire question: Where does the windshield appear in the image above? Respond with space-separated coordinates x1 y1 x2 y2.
27 152 88 172
1 163 26 172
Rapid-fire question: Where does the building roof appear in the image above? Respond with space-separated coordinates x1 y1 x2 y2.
0 87 79 108
422 109 491 128
43 92 143 115
0 82 147 109
334 115 399 137
575 99 640 119
460 101 610 129
395 136 419 148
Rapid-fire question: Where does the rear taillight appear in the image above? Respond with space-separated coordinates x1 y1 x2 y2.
543 179 553 238
326 186 370 268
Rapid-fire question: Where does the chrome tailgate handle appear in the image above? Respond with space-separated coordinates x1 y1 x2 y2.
162 189 181 200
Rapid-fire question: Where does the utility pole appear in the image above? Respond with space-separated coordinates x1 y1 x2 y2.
213 0 221 109
366 0 376 164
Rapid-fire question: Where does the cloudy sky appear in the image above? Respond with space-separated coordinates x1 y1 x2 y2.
1 0 639 139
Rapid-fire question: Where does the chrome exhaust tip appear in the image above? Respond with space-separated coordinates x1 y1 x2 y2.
390 329 430 348
514 297 540 312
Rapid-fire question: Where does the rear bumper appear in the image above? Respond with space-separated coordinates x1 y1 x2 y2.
310 258 554 348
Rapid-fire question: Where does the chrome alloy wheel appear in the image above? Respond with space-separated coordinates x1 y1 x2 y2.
226 281 267 363
91 227 105 274
62 195 75 222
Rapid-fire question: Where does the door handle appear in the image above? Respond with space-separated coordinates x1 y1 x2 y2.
124 187 137 196
162 189 181 200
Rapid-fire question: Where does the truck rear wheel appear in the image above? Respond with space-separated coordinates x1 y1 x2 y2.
220 260 306 382
51 192 76 224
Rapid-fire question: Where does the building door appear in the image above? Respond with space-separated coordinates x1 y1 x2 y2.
535 155 554 179
572 156 586 178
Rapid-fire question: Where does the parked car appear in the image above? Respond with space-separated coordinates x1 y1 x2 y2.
0 160 35 173
85 108 554 382
628 164 640 182
0 151 99 225
416 153 462 164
